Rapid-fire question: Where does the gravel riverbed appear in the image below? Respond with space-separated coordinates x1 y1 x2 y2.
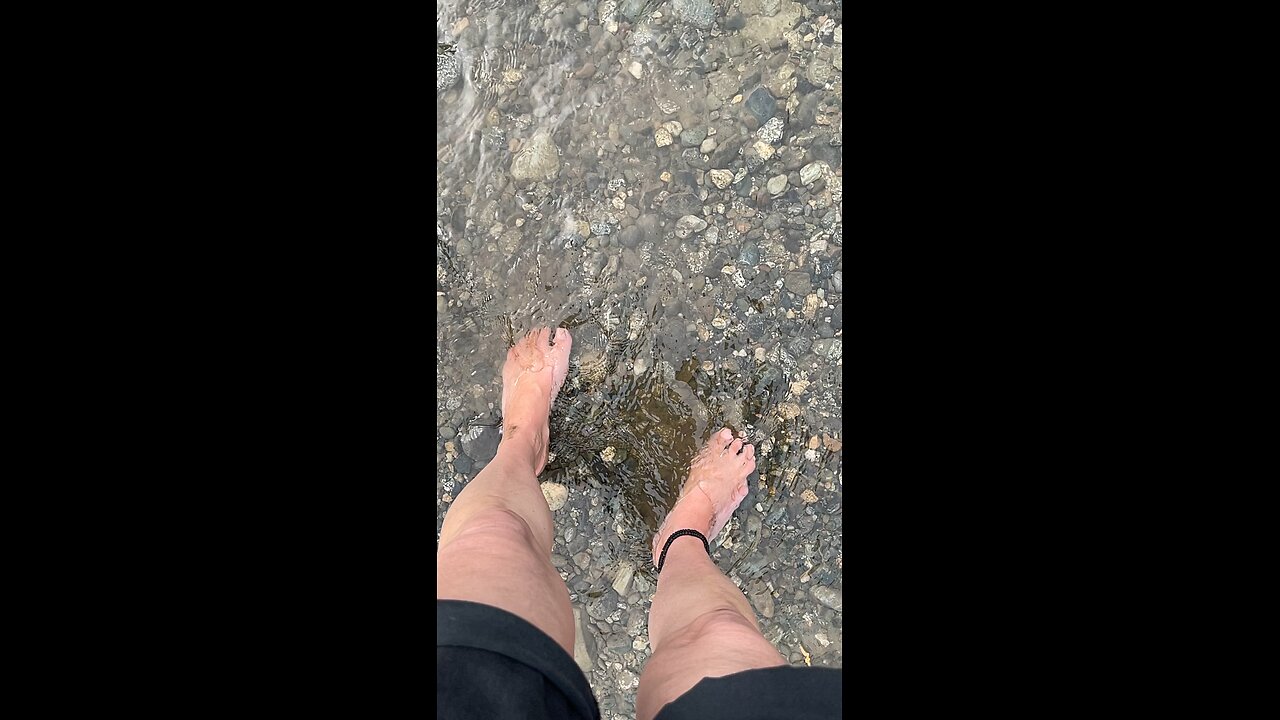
438 1 842 715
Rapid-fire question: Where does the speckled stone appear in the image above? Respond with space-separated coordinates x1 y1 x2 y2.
672 0 716 29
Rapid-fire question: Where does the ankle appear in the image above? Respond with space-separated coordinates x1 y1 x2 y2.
498 422 548 464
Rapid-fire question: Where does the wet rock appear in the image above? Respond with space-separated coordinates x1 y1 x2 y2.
756 116 784 144
740 0 803 49
680 127 708 147
454 454 473 474
809 140 841 168
724 11 747 31
661 192 702 218
767 174 788 196
700 137 717 154
748 580 775 618
784 271 811 295
572 607 597 672
709 169 734 189
810 585 843 612
745 87 776 125
800 161 826 185
612 561 635 595
618 225 641 248
618 0 646 20
738 240 759 265
462 425 499 462
813 338 842 362
437 50 460 92
607 632 632 654
674 215 708 238
541 482 569 511
511 132 560 181
672 0 716 29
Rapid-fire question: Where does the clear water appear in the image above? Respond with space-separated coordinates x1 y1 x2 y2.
436 0 843 582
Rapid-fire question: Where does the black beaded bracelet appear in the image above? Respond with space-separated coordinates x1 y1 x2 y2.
656 529 710 573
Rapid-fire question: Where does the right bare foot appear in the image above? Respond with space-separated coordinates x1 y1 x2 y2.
651 428 756 567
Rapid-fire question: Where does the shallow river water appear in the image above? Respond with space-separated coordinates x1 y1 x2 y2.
437 0 842 714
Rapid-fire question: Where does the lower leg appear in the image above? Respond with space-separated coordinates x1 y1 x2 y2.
437 328 576 654
636 429 785 720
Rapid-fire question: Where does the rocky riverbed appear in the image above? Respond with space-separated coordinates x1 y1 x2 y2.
437 0 842 716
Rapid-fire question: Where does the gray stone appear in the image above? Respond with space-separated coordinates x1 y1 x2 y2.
437 50 460 92
745 87 776 125
767 174 788 196
661 193 702 218
674 214 708 238
748 581 775 618
511 132 560 181
607 632 632 654
810 585 842 612
541 482 569 511
618 0 646 21
756 116 785 145
572 607 597 672
800 161 825 185
783 271 811 294
680 126 708 147
672 0 715 28
740 0 803 49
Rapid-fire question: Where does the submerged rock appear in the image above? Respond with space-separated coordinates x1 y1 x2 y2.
541 482 569 511
437 50 460 92
511 132 560 181
672 0 716 28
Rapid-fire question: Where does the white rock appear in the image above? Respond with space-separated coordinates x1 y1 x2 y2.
800 161 826 185
612 561 635 595
767 174 788 195
510 132 560 181
752 140 775 160
709 169 734 189
655 128 673 147
700 137 717 154
540 482 569 511
674 214 708 238
628 61 643 79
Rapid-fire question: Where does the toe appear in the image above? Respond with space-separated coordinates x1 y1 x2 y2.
743 444 755 460
743 456 757 476
728 438 744 456
552 327 572 350
534 327 553 348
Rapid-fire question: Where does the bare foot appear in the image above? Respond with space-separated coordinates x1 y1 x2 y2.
500 327 572 475
652 427 756 566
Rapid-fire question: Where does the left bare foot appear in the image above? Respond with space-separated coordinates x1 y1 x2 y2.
500 327 572 475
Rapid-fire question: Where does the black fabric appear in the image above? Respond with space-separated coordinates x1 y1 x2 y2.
655 666 843 720
437 600 600 720
438 599 843 720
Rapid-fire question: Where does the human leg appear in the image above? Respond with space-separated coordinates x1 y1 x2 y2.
636 428 786 720
437 328 576 654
